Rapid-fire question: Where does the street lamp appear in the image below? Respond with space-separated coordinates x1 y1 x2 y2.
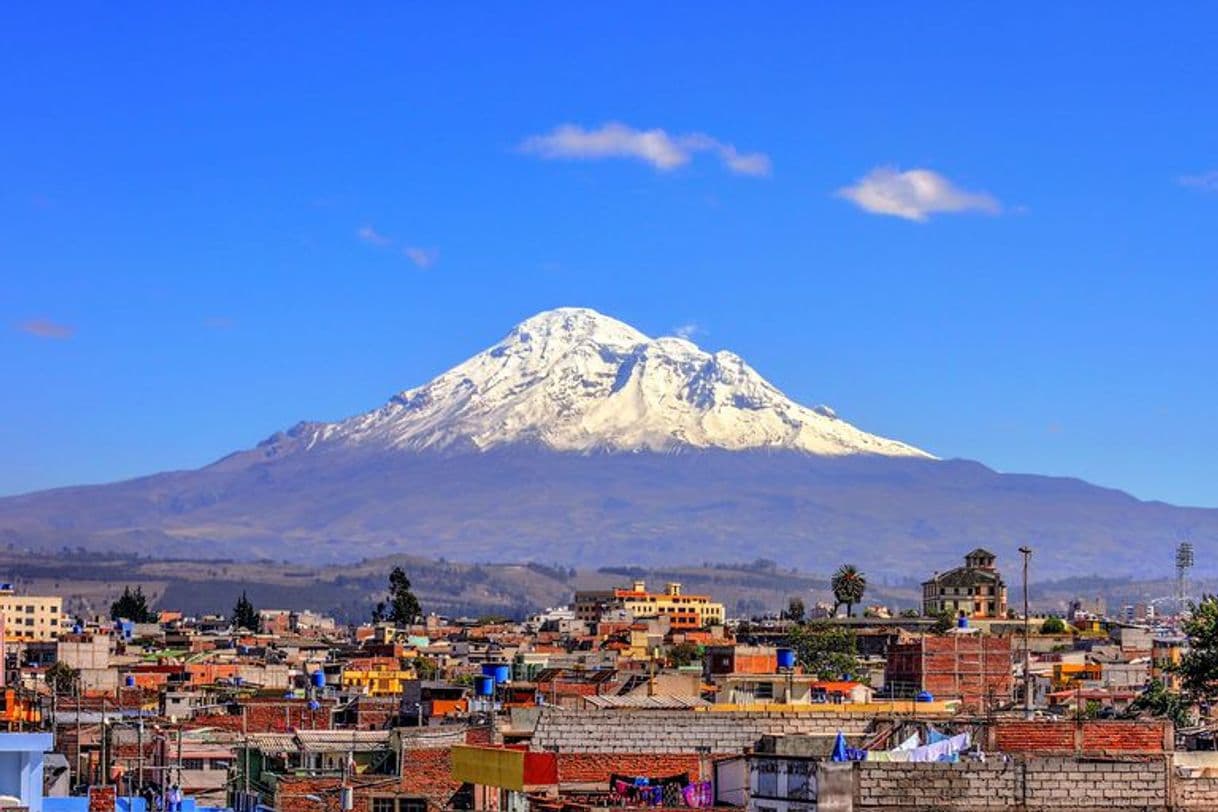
1018 546 1032 719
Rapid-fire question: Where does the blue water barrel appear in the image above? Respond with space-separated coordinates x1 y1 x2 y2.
957 615 969 629
776 648 796 670
124 675 136 687
474 675 495 697
234 676 244 686
307 699 321 711
482 663 510 684
916 690 934 703
311 670 326 688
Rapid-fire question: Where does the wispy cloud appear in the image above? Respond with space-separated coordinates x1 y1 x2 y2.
403 246 439 269
1179 171 1218 192
357 226 437 268
357 225 393 246
837 167 1000 222
672 322 702 341
520 123 771 177
17 318 74 339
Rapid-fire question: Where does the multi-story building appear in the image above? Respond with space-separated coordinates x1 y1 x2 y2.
921 548 1009 619
0 585 64 642
574 580 724 630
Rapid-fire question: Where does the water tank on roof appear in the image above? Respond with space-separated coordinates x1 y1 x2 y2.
776 648 796 670
124 675 135 687
307 699 321 711
474 675 495 697
482 663 510 684
916 691 934 703
311 670 326 688
957 615 969 629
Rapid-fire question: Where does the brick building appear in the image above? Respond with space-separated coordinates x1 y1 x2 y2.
884 634 1012 709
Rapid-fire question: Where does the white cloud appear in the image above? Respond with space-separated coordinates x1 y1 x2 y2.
404 246 439 269
837 167 1000 222
520 123 771 176
672 322 702 341
1180 171 1218 192
357 225 392 246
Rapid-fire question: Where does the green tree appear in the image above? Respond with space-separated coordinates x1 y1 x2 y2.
232 591 261 632
668 641 702 668
1175 595 1218 703
785 598 806 623
45 660 80 694
788 622 862 680
1040 616 1067 634
374 566 422 627
830 564 866 617
110 586 156 622
413 657 440 681
931 610 954 635
1128 678 1188 728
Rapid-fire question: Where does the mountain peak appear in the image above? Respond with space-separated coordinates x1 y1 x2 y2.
264 307 933 459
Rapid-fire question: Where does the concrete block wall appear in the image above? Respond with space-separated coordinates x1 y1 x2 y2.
857 762 1016 811
530 708 875 754
856 757 1173 811
1175 774 1218 808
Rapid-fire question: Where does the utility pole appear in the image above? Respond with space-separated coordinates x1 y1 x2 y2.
1019 546 1033 719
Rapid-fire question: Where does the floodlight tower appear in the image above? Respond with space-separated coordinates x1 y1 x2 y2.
1176 541 1194 616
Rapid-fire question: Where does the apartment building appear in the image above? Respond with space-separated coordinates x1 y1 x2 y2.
0 585 64 642
574 580 725 630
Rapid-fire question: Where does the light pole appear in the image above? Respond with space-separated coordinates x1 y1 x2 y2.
1018 546 1032 719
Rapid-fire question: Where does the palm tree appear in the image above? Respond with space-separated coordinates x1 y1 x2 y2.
831 564 867 617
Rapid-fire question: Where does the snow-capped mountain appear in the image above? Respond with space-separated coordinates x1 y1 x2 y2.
259 307 931 458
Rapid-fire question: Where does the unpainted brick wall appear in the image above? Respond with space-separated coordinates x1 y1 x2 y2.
556 753 703 783
992 720 1167 753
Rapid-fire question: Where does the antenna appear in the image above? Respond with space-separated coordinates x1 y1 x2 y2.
1176 541 1194 615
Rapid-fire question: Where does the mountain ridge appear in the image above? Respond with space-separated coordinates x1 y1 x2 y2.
0 307 1213 577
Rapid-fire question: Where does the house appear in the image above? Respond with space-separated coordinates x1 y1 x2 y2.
921 548 1009 619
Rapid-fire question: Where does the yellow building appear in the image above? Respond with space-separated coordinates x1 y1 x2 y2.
575 580 724 629
0 586 65 642
340 665 416 696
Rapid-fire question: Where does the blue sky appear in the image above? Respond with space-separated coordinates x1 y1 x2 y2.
2 4 1216 506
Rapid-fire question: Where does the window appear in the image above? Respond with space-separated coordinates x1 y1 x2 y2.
373 798 426 812
787 761 816 801
181 759 204 770
755 761 779 798
755 681 774 700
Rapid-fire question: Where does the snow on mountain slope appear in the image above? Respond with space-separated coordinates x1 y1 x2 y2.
265 307 933 458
